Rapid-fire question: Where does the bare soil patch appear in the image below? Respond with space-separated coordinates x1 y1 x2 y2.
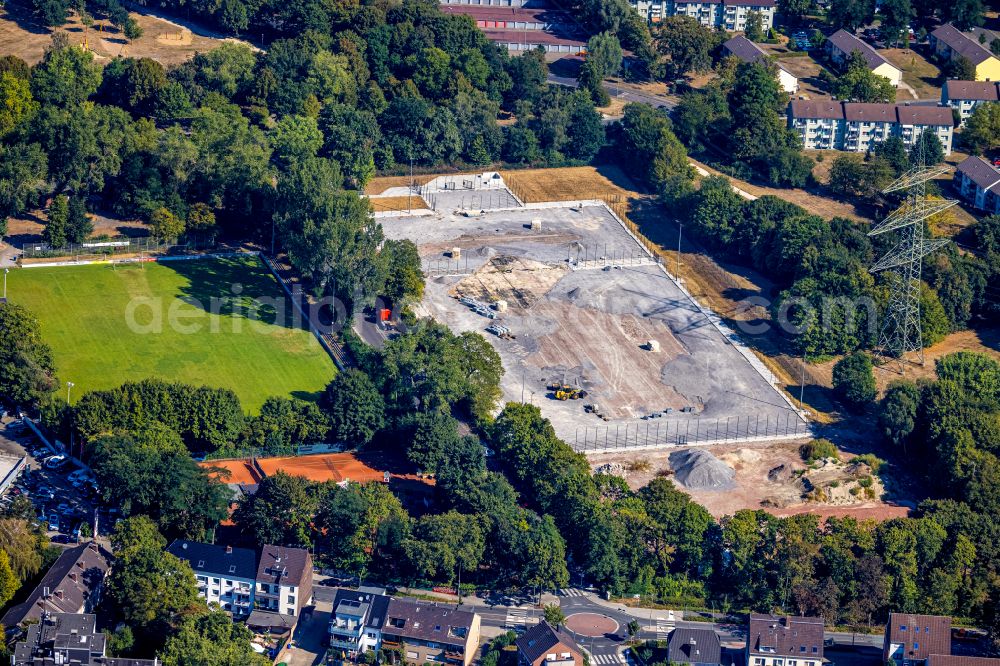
758 45 833 99
501 165 640 203
4 209 148 248
0 4 228 66
882 47 942 100
369 196 429 214
365 175 435 195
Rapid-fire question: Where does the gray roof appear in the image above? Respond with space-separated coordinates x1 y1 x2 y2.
1 543 112 630
12 613 158 666
723 36 792 74
828 29 895 71
332 589 391 629
932 23 995 66
247 609 298 632
383 598 476 648
748 614 825 659
257 545 311 586
517 621 582 664
167 539 257 580
667 628 722 666
944 80 999 101
956 156 1000 191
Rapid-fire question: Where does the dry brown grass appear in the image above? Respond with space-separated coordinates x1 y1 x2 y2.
364 175 435 195
369 196 429 213
881 47 942 100
0 4 230 66
501 165 640 203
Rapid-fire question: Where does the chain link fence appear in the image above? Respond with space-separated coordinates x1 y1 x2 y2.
20 236 216 264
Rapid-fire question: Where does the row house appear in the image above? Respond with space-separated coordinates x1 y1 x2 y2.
930 24 1000 82
329 590 481 666
516 621 585 666
629 0 774 32
940 80 999 123
723 35 798 94
12 613 159 666
788 100 954 154
667 627 723 666
954 156 1000 215
825 29 902 87
883 613 952 666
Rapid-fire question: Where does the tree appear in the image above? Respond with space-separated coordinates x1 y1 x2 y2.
962 102 1000 155
160 610 269 666
578 32 622 104
828 0 876 30
654 16 716 80
879 380 919 447
0 302 57 406
832 352 877 409
543 604 566 625
627 619 641 639
612 103 694 198
44 194 68 248
0 550 18 609
315 481 410 577
777 0 813 24
834 51 897 102
323 369 385 446
404 511 484 584
149 207 184 241
879 0 914 46
380 239 424 304
232 472 319 548
944 55 977 81
909 131 944 166
30 36 102 107
0 73 38 137
103 516 205 638
186 203 217 239
66 196 93 244
744 11 765 41
944 0 984 29
402 411 462 474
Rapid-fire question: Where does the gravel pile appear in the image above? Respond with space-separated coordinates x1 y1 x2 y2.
669 449 735 490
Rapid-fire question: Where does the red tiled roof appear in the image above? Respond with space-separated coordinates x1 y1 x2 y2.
883 614 952 662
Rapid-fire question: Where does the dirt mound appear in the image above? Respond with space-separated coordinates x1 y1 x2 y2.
768 464 796 483
669 449 735 491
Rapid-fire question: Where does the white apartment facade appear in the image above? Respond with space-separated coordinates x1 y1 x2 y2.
941 80 999 123
255 545 312 617
630 0 774 31
723 35 799 94
167 541 257 618
954 156 1000 214
789 100 954 154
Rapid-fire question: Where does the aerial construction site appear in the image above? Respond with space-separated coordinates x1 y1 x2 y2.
375 173 808 453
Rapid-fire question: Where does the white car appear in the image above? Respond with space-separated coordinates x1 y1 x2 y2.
43 455 67 470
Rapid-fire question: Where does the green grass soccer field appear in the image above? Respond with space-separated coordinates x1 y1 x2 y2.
6 255 337 413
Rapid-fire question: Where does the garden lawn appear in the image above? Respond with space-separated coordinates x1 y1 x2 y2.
6 255 336 413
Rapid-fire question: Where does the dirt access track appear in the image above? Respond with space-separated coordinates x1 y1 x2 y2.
381 189 807 452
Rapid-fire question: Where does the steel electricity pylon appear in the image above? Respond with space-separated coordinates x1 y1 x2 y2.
868 152 954 368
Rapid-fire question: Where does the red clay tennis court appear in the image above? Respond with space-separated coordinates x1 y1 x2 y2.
201 451 434 488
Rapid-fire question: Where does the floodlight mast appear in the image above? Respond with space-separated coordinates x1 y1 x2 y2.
868 142 956 369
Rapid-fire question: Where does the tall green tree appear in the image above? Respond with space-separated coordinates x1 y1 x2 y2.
159 610 269 666
832 352 877 409
654 16 717 79
43 194 68 248
0 302 57 406
323 369 385 446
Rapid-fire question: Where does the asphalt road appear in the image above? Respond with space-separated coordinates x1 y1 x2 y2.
547 73 678 111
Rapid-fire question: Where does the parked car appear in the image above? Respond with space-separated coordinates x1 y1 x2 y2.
43 455 67 470
47 514 59 532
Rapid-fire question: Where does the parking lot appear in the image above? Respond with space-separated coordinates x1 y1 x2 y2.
0 414 104 544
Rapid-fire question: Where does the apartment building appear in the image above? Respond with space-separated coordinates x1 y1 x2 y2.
723 35 798 93
940 80 999 123
788 100 954 153
328 593 481 666
516 621 584 666
167 540 257 618
629 0 774 32
930 24 1000 82
12 613 159 666
826 29 902 87
954 156 1000 215
1 542 112 635
438 4 587 53
883 614 952 666
329 589 390 657
746 614 825 666
254 544 312 618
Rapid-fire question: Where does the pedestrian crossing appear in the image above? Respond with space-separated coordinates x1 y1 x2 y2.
557 588 586 597
505 608 529 629
591 654 626 665
655 612 675 640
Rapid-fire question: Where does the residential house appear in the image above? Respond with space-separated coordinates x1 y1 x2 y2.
516 621 585 666
940 80 999 123
253 544 312 618
166 540 257 618
954 156 1000 214
883 614 952 666
1 542 112 635
438 4 587 53
826 29 903 87
746 614 825 666
723 35 799 93
381 598 481 666
328 589 391 658
930 24 1000 81
667 628 722 666
628 0 775 32
12 613 159 666
788 100 954 153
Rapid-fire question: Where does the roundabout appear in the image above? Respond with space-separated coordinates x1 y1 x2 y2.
564 612 619 637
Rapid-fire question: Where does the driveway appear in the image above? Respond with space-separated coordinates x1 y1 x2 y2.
279 603 331 666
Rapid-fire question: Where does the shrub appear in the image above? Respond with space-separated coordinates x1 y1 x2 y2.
800 438 838 463
853 453 885 474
